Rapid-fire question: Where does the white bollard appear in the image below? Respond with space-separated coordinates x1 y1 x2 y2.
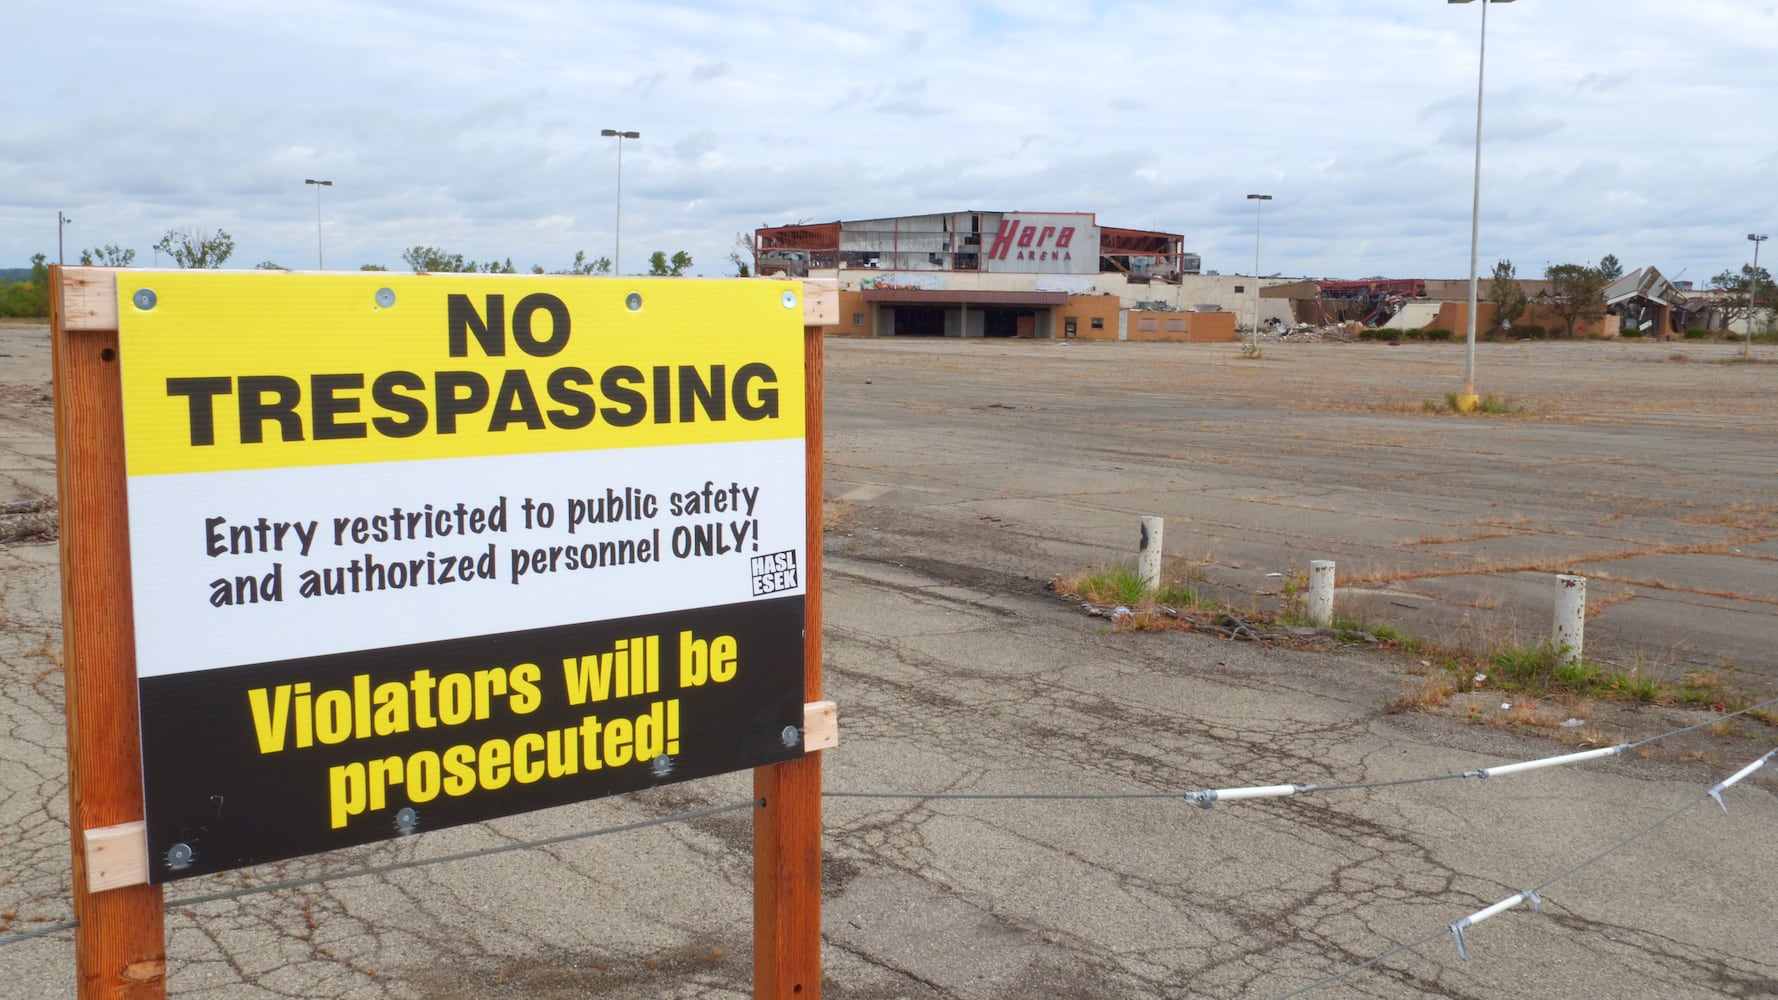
1307 560 1335 626
1138 517 1164 593
1552 574 1586 664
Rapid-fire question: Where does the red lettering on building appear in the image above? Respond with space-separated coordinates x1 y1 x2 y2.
989 218 1086 266
989 220 1018 260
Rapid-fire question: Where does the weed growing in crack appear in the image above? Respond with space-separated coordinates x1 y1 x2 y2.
1438 391 1520 414
1056 562 1216 616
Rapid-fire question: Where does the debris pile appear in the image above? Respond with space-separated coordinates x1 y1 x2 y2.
0 497 57 545
1247 322 1356 344
1075 599 1382 644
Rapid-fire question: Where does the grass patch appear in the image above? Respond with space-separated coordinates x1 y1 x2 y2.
1385 673 1456 713
1065 564 1150 606
1055 562 1775 726
1346 618 1407 644
1424 392 1522 415
1612 671 1660 704
1446 391 1518 414
1057 561 1215 614
1476 643 1755 714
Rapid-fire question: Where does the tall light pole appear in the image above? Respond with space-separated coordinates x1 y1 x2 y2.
1246 194 1271 351
600 129 640 275
1747 233 1768 361
304 178 332 269
1451 0 1515 408
57 211 72 265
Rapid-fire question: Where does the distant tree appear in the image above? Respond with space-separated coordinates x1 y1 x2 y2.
1710 264 1776 339
254 260 287 270
1539 263 1609 338
401 246 472 272
0 253 50 317
155 228 234 269
555 250 611 276
360 263 389 271
1486 258 1527 333
78 244 136 267
0 280 33 318
1597 254 1624 283
727 232 753 277
644 251 695 277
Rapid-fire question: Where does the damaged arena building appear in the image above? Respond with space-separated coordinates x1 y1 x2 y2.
752 212 1239 342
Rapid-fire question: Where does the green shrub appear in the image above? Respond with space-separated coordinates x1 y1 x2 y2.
1516 324 1547 340
1402 328 1426 340
1620 328 1646 338
1424 328 1454 341
1684 327 1710 339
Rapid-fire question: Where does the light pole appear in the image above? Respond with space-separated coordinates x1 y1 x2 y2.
1451 0 1515 409
304 179 332 269
1747 233 1768 360
1246 194 1271 351
57 211 72 265
600 129 640 275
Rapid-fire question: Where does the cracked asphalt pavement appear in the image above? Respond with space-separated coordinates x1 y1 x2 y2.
2 325 1775 997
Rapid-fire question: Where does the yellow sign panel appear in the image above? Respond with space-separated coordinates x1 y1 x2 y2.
118 272 806 476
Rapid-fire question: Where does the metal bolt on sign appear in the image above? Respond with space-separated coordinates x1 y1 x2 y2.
780 725 800 748
625 292 643 311
375 287 396 308
132 288 157 311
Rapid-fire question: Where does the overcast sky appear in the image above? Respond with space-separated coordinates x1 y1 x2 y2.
9 0 1777 283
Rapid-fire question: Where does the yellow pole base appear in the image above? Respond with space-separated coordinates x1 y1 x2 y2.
1452 393 1480 412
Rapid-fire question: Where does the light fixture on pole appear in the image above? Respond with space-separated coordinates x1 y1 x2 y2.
1450 0 1515 410
1747 232 1768 361
304 178 332 269
1246 194 1272 352
600 129 640 275
57 211 72 266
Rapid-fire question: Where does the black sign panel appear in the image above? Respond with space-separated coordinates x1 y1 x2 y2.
139 596 802 882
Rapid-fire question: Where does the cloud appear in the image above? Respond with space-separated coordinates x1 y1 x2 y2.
673 130 720 161
3 0 1775 282
1574 71 1631 95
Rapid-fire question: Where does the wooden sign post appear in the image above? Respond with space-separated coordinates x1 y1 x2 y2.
52 266 168 997
52 267 838 1000
754 316 828 999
